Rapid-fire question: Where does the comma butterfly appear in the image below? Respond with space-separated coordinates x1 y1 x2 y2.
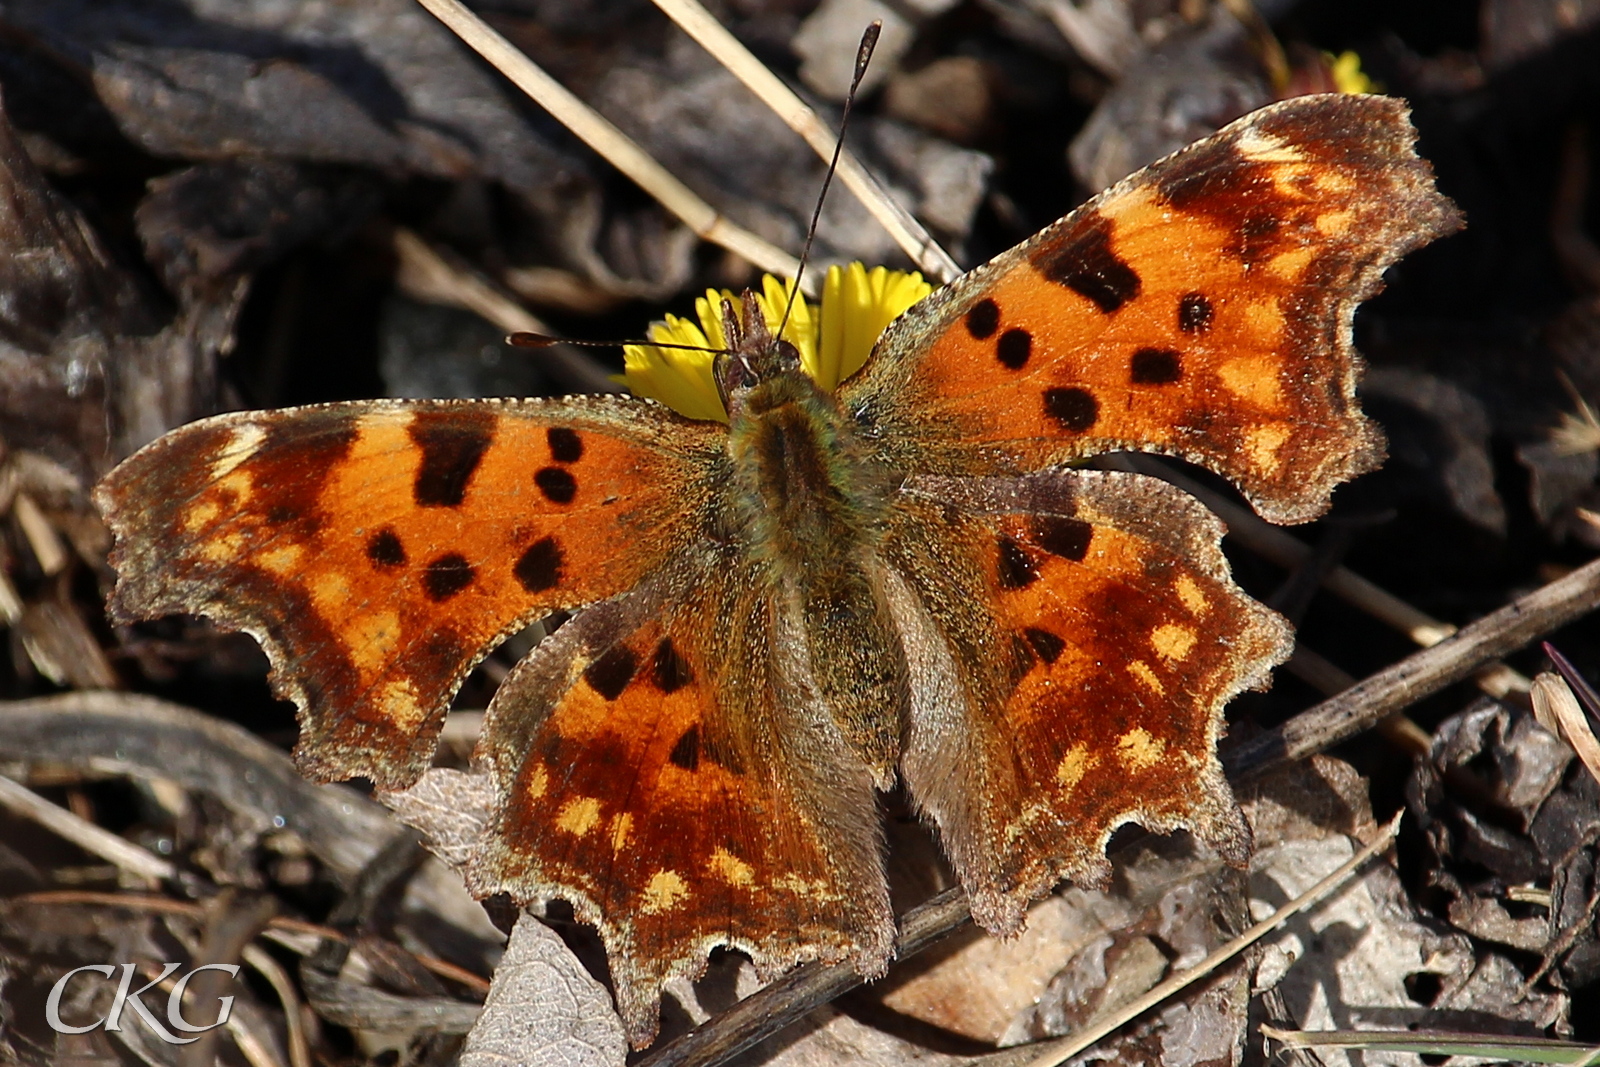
95 93 1461 1047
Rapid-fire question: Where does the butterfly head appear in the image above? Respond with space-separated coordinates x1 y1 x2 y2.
714 290 804 420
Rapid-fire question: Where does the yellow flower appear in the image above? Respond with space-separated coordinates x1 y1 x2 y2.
623 264 932 422
1327 51 1375 95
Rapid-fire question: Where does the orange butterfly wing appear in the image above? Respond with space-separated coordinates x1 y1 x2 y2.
468 550 893 1046
95 398 721 788
845 93 1463 523
885 471 1287 932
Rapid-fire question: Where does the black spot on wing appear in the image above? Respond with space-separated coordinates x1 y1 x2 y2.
669 725 699 770
965 298 1000 339
997 536 1038 589
546 427 584 464
1031 213 1140 314
997 328 1032 371
514 536 562 593
411 410 495 507
366 528 406 569
534 467 577 504
422 553 474 601
584 644 637 701
1043 387 1099 432
1033 516 1092 561
1023 627 1066 664
652 638 693 694
1178 292 1213 333
1130 347 1182 385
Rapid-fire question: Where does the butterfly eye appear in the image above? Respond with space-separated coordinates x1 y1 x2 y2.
731 357 759 390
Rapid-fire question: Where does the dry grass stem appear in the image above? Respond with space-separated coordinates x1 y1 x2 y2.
226 1009 290 1067
649 0 962 282
12 491 68 575
1532 672 1600 787
0 773 173 881
1011 812 1404 1067
1263 1026 1600 1065
412 0 801 282
0 570 21 626
389 228 618 394
242 943 313 1067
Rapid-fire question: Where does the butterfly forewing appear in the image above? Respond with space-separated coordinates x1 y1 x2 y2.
95 398 721 788
846 93 1463 524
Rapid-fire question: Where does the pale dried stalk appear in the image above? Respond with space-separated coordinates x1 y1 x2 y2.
649 0 961 282
390 228 617 394
0 773 172 881
226 1009 290 1067
1015 813 1404 1067
242 944 313 1067
0 569 22 626
13 491 68 575
413 0 800 281
1531 672 1600 788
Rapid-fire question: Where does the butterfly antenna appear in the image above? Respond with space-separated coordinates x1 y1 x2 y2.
774 20 882 344
507 332 729 357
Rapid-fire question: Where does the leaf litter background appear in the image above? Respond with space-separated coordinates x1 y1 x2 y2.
0 0 1599 1064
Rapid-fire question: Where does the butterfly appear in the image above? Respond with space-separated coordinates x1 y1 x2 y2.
95 93 1460 1048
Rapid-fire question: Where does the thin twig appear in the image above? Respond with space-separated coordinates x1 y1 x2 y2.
0 773 173 881
1008 812 1403 1067
412 0 801 281
1224 555 1600 778
641 887 970 1067
649 0 961 282
1284 647 1433 757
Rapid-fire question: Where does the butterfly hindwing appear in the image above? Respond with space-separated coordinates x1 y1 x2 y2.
845 93 1463 523
884 470 1290 932
468 547 894 1046
95 398 722 788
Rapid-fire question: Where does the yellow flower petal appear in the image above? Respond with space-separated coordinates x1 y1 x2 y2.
622 314 725 422
1328 51 1375 95
623 264 932 420
820 264 931 390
